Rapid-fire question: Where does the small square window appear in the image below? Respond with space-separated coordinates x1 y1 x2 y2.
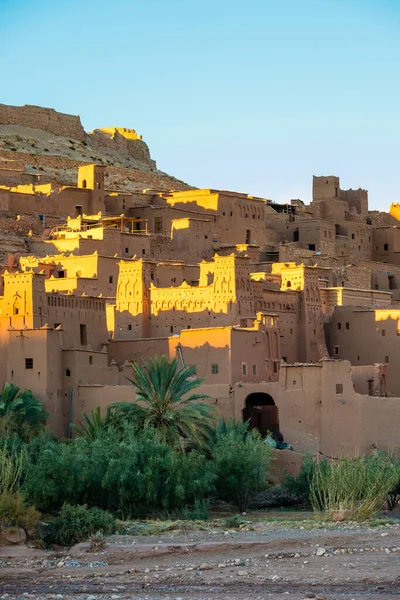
252 364 257 375
211 363 219 374
170 325 173 333
346 322 350 330
384 243 389 251
128 324 132 331
89 355 93 365
25 358 33 369
109 275 113 284
334 345 339 355
337 322 342 330
125 247 129 254
66 368 71 377
385 355 390 363
382 329 386 336
351 233 355 239
336 383 343 394
242 363 247 376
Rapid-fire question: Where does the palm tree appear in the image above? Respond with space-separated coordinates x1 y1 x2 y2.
109 355 216 451
0 382 48 439
72 406 114 441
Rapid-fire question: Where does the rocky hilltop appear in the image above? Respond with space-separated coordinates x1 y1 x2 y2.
0 103 191 192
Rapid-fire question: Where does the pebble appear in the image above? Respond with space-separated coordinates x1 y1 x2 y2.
64 559 81 568
316 547 326 556
238 570 248 576
199 563 213 570
88 561 108 567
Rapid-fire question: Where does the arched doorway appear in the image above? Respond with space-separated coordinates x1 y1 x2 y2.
243 393 279 437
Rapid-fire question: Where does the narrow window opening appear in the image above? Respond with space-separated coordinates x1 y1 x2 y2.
25 358 33 369
80 323 87 345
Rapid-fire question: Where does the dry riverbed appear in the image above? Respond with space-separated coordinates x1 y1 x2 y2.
1 517 400 600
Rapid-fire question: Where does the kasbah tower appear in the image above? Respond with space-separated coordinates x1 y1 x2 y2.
1 103 400 459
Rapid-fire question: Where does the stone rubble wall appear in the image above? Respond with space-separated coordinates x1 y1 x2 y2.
89 129 156 169
0 104 85 141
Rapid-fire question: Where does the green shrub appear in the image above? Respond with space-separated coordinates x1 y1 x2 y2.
182 499 210 521
45 503 116 547
0 492 40 532
23 436 100 512
310 451 400 520
225 515 246 528
283 452 316 505
251 484 299 509
23 429 215 518
211 417 249 446
213 428 271 511
0 443 26 496
101 430 215 517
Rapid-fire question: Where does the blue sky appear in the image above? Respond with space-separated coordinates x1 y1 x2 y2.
0 0 399 208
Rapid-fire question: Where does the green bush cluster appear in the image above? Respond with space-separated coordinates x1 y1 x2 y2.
44 503 116 547
22 424 270 519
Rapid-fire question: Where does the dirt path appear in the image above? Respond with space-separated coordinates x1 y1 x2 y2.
1 521 400 599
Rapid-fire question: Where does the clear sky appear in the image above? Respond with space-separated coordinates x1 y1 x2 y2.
0 0 399 208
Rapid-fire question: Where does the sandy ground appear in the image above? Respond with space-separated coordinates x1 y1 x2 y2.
1 519 400 599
